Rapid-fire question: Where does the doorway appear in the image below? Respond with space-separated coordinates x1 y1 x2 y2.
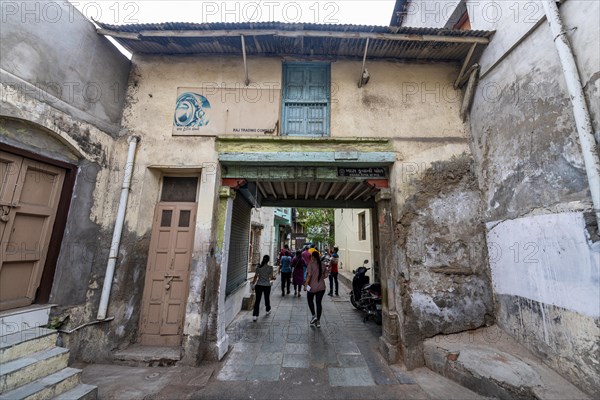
0 151 66 311
138 176 198 346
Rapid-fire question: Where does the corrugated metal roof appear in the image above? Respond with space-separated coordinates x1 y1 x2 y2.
97 21 493 62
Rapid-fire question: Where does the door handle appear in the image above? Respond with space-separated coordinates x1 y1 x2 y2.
0 206 9 223
164 274 180 291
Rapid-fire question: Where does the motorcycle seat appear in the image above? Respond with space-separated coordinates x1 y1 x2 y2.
364 283 381 292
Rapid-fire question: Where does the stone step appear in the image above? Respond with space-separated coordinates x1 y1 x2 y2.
405 367 492 400
0 367 81 400
0 305 55 337
113 345 181 367
0 328 57 364
0 347 69 392
423 326 590 400
53 384 97 400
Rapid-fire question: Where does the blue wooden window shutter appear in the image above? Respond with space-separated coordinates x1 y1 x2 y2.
282 63 330 136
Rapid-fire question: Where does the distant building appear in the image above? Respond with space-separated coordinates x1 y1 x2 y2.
334 209 374 281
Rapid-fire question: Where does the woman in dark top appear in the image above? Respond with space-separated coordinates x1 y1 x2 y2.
291 249 305 297
251 255 274 321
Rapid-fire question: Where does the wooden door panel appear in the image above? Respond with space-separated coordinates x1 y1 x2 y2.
139 203 196 345
0 152 22 205
0 153 65 311
0 152 22 244
145 301 162 335
0 261 35 309
2 214 47 261
19 165 61 207
157 230 172 249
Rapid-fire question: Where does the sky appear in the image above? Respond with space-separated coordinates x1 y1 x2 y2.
70 1 397 26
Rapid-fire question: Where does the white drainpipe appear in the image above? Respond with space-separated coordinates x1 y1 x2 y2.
97 136 140 320
543 0 600 230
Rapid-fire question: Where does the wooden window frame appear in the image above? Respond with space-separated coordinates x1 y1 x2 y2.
358 211 366 241
281 62 331 137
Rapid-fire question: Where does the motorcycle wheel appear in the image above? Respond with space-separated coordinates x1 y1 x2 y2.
350 292 360 310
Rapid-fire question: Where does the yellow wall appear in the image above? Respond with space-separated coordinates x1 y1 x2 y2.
334 209 373 278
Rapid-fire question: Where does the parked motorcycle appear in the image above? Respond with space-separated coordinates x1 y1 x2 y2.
349 260 382 325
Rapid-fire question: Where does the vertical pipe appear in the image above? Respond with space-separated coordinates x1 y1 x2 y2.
358 38 370 88
543 0 600 230
241 35 249 86
97 136 140 320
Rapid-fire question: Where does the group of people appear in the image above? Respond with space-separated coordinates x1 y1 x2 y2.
250 244 340 329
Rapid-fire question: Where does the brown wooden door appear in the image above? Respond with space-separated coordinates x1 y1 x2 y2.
0 151 65 311
139 202 196 346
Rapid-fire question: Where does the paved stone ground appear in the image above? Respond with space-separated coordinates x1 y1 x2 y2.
191 280 432 399
81 279 486 399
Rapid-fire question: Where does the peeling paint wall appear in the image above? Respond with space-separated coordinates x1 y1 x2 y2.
487 212 600 396
467 0 600 395
392 155 493 367
251 207 275 266
0 2 134 363
0 1 130 136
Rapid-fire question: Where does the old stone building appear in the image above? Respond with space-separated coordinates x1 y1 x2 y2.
1 0 597 398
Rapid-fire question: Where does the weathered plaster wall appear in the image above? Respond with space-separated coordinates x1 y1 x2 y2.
1 3 132 354
84 55 226 363
468 0 600 395
0 1 130 136
251 207 275 264
334 208 374 279
392 155 493 367
470 9 593 221
487 213 600 396
127 54 465 140
331 61 465 138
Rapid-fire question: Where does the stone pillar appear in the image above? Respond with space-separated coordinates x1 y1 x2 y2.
211 186 236 360
375 188 401 363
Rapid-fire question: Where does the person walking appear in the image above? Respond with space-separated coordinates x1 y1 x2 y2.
305 250 328 328
301 246 311 280
291 249 305 297
328 246 340 296
251 255 274 322
279 251 292 296
277 244 289 265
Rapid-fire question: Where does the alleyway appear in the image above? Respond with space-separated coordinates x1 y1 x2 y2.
81 279 485 399
196 279 425 399
184 279 487 400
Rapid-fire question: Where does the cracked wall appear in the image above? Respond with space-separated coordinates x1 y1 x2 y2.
393 155 493 367
467 0 600 395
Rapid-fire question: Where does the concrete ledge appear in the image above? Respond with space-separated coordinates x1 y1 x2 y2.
423 326 590 400
113 345 182 367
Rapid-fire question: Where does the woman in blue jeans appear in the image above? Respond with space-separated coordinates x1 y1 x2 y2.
304 250 328 328
251 255 274 322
